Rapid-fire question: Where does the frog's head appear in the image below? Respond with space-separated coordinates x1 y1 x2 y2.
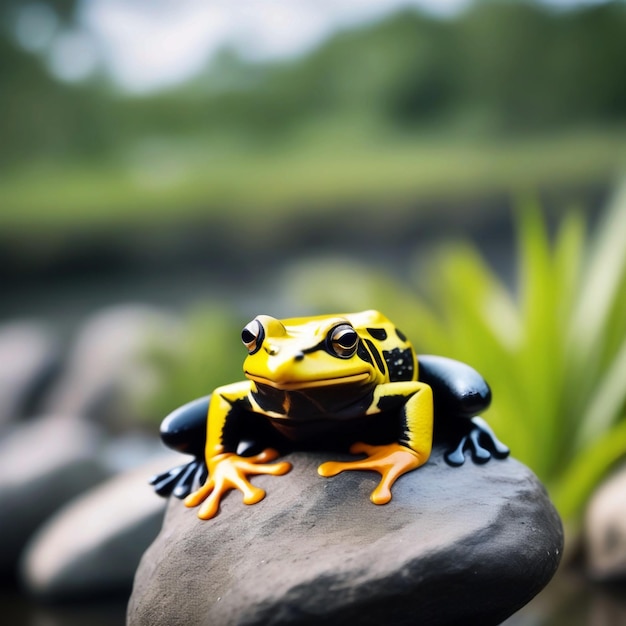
241 314 380 391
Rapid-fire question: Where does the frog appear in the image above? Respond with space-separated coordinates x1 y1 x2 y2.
150 310 509 520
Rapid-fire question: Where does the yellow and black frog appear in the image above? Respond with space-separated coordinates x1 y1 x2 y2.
151 310 509 520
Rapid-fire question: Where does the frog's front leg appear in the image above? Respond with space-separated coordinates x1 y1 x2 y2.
184 382 291 520
185 447 291 519
318 381 433 504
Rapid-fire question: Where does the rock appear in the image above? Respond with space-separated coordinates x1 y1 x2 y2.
588 587 626 623
43 305 181 430
20 454 179 600
584 464 626 582
0 321 60 430
100 431 168 473
0 414 110 575
128 447 563 626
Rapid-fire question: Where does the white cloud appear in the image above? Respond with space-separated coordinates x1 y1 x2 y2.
77 0 476 92
81 0 234 91
76 0 604 93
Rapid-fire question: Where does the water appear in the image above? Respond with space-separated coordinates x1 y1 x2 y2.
1 585 128 626
505 568 626 626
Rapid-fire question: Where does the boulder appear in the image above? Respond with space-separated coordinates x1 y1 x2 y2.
0 321 60 429
0 414 109 575
584 463 626 582
128 446 563 626
43 305 181 429
20 454 180 600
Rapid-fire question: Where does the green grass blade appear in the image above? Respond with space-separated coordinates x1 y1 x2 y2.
569 181 626 373
576 333 626 446
552 419 626 522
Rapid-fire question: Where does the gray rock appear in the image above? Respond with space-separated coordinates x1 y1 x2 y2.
43 305 181 429
0 414 109 575
0 321 60 429
128 447 563 626
20 454 179 600
588 587 626 623
584 463 626 582
100 431 168 473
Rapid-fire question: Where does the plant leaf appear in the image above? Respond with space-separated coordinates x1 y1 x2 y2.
552 418 626 522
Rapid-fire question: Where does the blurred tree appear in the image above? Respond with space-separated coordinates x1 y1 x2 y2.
2 0 626 169
122 0 626 139
455 1 626 131
0 0 117 167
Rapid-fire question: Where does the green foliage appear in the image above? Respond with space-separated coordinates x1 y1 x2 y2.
2 129 625 233
280 183 626 522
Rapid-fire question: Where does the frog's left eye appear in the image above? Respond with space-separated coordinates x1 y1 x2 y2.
242 319 264 354
328 324 359 358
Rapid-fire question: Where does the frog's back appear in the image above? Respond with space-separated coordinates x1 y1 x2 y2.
347 310 417 383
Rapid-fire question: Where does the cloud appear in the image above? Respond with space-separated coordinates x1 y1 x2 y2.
77 0 598 93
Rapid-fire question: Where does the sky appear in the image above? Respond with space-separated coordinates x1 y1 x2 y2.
13 0 614 93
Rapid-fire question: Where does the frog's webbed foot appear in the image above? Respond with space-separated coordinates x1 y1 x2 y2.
445 416 510 466
184 448 292 520
150 458 208 499
318 442 426 505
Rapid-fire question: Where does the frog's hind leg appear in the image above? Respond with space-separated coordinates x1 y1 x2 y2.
150 395 211 498
445 416 510 466
149 459 208 498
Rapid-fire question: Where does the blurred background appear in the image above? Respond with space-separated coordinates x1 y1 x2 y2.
1 0 626 624
2 0 626 326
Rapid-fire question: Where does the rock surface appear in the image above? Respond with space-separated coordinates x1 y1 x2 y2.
20 454 179 600
0 414 109 575
128 446 563 626
584 463 626 582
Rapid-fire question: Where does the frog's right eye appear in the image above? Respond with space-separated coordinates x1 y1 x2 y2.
242 320 264 354
328 323 359 358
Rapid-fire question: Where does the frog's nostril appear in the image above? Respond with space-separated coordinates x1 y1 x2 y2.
294 351 305 361
265 344 280 356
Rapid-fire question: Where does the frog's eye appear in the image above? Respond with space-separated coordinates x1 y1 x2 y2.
242 320 264 354
328 324 359 359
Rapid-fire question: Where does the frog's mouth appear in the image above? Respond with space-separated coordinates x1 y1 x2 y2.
245 372 370 390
